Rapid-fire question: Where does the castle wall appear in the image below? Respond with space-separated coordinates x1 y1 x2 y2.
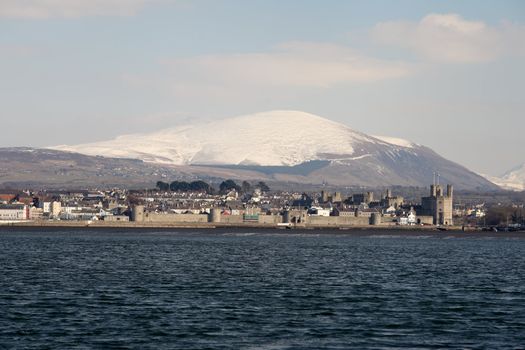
129 207 386 227
143 212 209 223
220 215 244 224
306 216 369 226
258 214 282 224
417 216 434 225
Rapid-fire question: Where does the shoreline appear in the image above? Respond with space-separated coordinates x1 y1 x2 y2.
0 220 523 235
0 220 452 230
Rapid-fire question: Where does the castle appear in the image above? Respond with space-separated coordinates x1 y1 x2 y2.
421 184 453 225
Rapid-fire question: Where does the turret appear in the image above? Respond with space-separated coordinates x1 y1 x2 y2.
447 184 453 198
208 208 221 223
131 205 144 222
370 213 381 225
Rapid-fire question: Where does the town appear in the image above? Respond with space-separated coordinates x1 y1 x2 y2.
1 179 523 231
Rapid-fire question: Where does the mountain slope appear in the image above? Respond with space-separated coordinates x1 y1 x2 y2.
50 110 497 190
0 148 181 188
0 147 318 189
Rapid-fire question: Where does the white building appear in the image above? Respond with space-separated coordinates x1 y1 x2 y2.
398 217 409 225
472 208 486 218
41 201 52 213
308 206 331 217
50 201 62 218
0 204 29 220
408 211 417 225
40 201 62 217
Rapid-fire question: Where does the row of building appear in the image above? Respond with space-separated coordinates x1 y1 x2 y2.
0 183 455 226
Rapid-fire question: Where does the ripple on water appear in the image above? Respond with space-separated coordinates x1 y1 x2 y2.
0 230 524 349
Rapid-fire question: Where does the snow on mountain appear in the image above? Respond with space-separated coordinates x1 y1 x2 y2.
49 110 498 189
372 135 417 149
483 163 525 191
52 110 410 166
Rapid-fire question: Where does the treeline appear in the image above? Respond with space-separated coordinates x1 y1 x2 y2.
156 180 212 193
484 206 525 226
155 179 270 194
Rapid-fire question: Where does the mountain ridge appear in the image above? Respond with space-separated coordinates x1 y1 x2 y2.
48 110 497 190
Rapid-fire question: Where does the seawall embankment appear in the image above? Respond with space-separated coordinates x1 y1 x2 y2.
0 220 466 231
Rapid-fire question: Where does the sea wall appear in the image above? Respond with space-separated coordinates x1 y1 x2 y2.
258 214 283 224
307 216 370 227
143 212 209 223
220 215 244 224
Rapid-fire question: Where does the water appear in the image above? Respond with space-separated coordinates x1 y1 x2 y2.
1 229 525 349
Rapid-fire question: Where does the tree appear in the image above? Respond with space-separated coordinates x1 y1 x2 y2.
485 206 516 226
156 181 170 191
241 181 252 194
256 181 270 193
219 179 241 194
189 180 212 194
170 181 190 192
128 194 142 205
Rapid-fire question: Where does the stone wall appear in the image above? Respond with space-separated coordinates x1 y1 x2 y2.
220 215 244 224
417 215 434 225
143 212 209 223
258 214 283 224
307 216 369 227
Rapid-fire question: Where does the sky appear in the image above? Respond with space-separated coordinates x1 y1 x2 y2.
0 0 524 176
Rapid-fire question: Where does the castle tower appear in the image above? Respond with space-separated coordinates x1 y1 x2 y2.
131 205 144 222
208 208 221 223
447 184 453 198
422 184 453 226
332 192 342 203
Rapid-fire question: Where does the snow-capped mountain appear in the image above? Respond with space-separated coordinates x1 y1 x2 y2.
53 111 393 166
484 163 525 191
51 110 497 189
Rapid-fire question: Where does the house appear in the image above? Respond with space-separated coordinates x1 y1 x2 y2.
356 208 381 218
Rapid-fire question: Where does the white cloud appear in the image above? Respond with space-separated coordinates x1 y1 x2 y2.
0 0 157 19
157 42 413 89
371 13 525 63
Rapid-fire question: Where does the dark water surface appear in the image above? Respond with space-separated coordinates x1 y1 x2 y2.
1 229 524 349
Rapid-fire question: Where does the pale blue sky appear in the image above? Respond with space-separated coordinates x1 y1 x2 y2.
0 0 524 175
